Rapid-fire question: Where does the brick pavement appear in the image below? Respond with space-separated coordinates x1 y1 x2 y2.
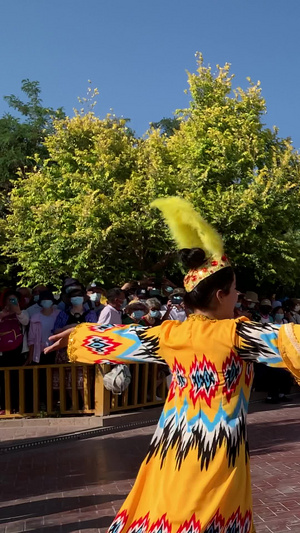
0 398 300 532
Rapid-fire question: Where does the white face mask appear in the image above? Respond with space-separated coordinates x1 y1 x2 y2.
248 302 255 309
90 292 101 303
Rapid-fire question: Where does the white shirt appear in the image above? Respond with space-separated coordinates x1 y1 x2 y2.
98 304 122 325
161 305 187 322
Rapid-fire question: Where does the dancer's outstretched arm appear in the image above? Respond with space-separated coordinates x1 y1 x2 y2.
234 319 300 383
45 322 166 366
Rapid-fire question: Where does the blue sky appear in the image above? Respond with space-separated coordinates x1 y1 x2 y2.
1 0 300 147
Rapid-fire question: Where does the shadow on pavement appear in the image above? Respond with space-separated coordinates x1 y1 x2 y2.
249 417 300 456
0 431 152 503
0 494 122 523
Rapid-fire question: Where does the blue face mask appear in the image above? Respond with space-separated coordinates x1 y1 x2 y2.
33 294 40 303
235 302 242 309
40 300 53 309
275 313 284 323
150 310 160 318
71 296 84 306
132 310 144 320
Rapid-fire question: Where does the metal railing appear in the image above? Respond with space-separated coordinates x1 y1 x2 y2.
0 363 168 418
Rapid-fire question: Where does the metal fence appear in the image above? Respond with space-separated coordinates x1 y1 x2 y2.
0 363 168 418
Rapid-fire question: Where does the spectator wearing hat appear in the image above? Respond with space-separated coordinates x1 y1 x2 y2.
143 298 163 327
26 284 48 318
259 299 273 324
161 288 187 322
86 282 106 318
134 287 149 302
243 291 261 321
122 301 148 325
271 299 282 310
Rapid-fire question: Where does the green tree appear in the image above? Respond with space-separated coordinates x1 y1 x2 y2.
3 112 179 285
4 57 300 288
0 79 65 283
0 79 64 187
150 117 180 137
167 54 300 286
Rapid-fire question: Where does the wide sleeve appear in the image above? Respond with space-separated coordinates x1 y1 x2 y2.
234 319 300 383
67 322 166 366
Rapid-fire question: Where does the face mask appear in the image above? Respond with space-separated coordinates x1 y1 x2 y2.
150 310 160 318
90 292 101 303
132 310 144 320
275 313 284 322
70 296 84 306
165 286 173 293
24 297 30 304
40 300 53 309
33 294 40 303
248 303 255 309
121 299 127 310
235 302 242 309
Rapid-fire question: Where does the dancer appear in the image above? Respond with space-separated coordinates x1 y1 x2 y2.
46 197 300 533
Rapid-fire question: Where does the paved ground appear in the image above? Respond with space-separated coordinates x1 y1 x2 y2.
0 408 162 450
0 397 300 533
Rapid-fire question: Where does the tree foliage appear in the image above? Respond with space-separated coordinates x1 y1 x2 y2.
0 79 64 188
4 56 300 288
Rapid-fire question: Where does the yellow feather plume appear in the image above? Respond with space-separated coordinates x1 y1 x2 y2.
151 196 224 258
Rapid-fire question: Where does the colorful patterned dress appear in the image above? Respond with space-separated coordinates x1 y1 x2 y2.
68 315 300 533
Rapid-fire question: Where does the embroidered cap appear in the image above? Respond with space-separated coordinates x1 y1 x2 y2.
184 255 231 293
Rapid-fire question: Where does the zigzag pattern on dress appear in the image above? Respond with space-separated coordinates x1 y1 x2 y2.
87 324 165 364
107 507 252 533
235 321 282 365
145 394 249 470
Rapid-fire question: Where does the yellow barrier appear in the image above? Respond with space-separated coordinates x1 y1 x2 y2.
0 363 168 418
0 364 95 418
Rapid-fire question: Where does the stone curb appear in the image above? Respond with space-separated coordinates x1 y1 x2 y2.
0 417 159 455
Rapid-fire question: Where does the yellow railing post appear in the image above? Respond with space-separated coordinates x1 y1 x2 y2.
71 365 79 412
33 367 39 415
46 367 52 414
94 365 110 416
4 369 11 415
19 368 25 415
59 366 66 412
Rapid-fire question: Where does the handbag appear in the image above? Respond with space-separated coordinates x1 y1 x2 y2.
99 364 131 395
0 315 23 352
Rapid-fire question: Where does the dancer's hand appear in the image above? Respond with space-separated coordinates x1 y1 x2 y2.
44 327 75 353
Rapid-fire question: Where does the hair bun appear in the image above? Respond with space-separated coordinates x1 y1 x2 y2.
179 248 206 270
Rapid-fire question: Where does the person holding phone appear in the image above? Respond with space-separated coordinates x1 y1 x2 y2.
0 290 29 365
0 290 30 412
161 288 188 322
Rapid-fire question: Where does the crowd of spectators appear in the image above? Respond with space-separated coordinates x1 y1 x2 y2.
0 277 299 410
